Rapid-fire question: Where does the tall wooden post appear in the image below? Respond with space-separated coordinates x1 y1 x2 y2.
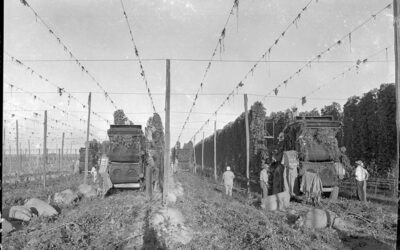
244 94 250 196
2 127 5 172
16 120 20 176
193 136 197 174
61 132 65 170
9 145 12 174
43 111 47 187
214 120 217 181
24 148 27 170
28 139 31 166
202 131 205 175
58 148 61 170
84 92 92 184
37 148 40 172
163 59 171 205
393 0 399 200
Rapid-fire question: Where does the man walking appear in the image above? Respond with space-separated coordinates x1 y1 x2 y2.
222 166 235 197
355 160 369 202
260 161 269 198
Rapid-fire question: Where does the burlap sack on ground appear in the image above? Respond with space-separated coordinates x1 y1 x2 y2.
53 189 79 205
9 206 32 221
78 184 98 198
25 198 58 217
2 218 15 233
300 208 337 229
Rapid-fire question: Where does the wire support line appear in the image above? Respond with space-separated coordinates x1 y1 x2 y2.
185 0 316 143
4 108 106 136
4 82 106 132
261 2 393 103
19 0 119 110
120 0 157 114
4 52 112 125
298 45 393 105
0 90 389 98
4 58 394 63
177 0 241 143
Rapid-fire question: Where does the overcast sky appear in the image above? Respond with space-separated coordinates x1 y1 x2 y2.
4 0 395 151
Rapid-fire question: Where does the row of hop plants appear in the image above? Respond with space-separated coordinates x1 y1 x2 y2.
194 101 266 177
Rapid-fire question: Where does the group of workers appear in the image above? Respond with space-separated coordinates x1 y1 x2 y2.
221 153 370 203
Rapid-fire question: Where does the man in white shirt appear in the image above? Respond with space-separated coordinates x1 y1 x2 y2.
90 166 98 183
222 166 235 197
260 161 269 198
354 160 369 202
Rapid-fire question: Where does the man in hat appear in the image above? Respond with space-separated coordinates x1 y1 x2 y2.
354 160 369 202
222 166 235 197
260 160 270 198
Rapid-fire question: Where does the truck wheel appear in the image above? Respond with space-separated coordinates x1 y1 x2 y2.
330 186 339 200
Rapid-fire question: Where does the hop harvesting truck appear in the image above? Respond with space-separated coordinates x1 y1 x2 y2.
106 124 145 189
279 116 346 199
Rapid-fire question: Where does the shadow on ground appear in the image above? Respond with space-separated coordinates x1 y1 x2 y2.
141 209 167 250
338 231 394 250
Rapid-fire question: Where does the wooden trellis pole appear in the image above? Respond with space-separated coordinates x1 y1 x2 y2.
163 59 171 205
37 148 40 172
61 132 65 170
244 94 250 196
28 139 31 167
193 136 197 174
58 148 61 170
214 120 217 182
84 92 92 185
2 127 5 172
16 120 20 176
202 131 205 175
393 0 399 199
43 110 47 188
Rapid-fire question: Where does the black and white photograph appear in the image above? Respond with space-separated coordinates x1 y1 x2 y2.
2 0 399 249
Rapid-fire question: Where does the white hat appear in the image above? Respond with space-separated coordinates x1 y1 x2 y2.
227 166 231 171
355 160 363 166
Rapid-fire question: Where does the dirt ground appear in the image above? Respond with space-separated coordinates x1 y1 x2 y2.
1 171 398 249
170 171 397 250
2 174 167 250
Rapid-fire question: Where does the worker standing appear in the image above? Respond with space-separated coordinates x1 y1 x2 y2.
90 166 98 183
222 166 235 197
354 160 369 202
260 161 269 198
282 151 299 197
272 152 285 194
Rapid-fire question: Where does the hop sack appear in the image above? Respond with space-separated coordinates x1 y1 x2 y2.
9 206 32 221
25 198 58 217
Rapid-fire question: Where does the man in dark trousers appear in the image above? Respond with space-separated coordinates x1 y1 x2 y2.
354 160 369 202
271 150 285 195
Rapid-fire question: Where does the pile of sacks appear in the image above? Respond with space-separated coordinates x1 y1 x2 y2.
4 198 60 233
3 183 101 234
296 208 353 231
